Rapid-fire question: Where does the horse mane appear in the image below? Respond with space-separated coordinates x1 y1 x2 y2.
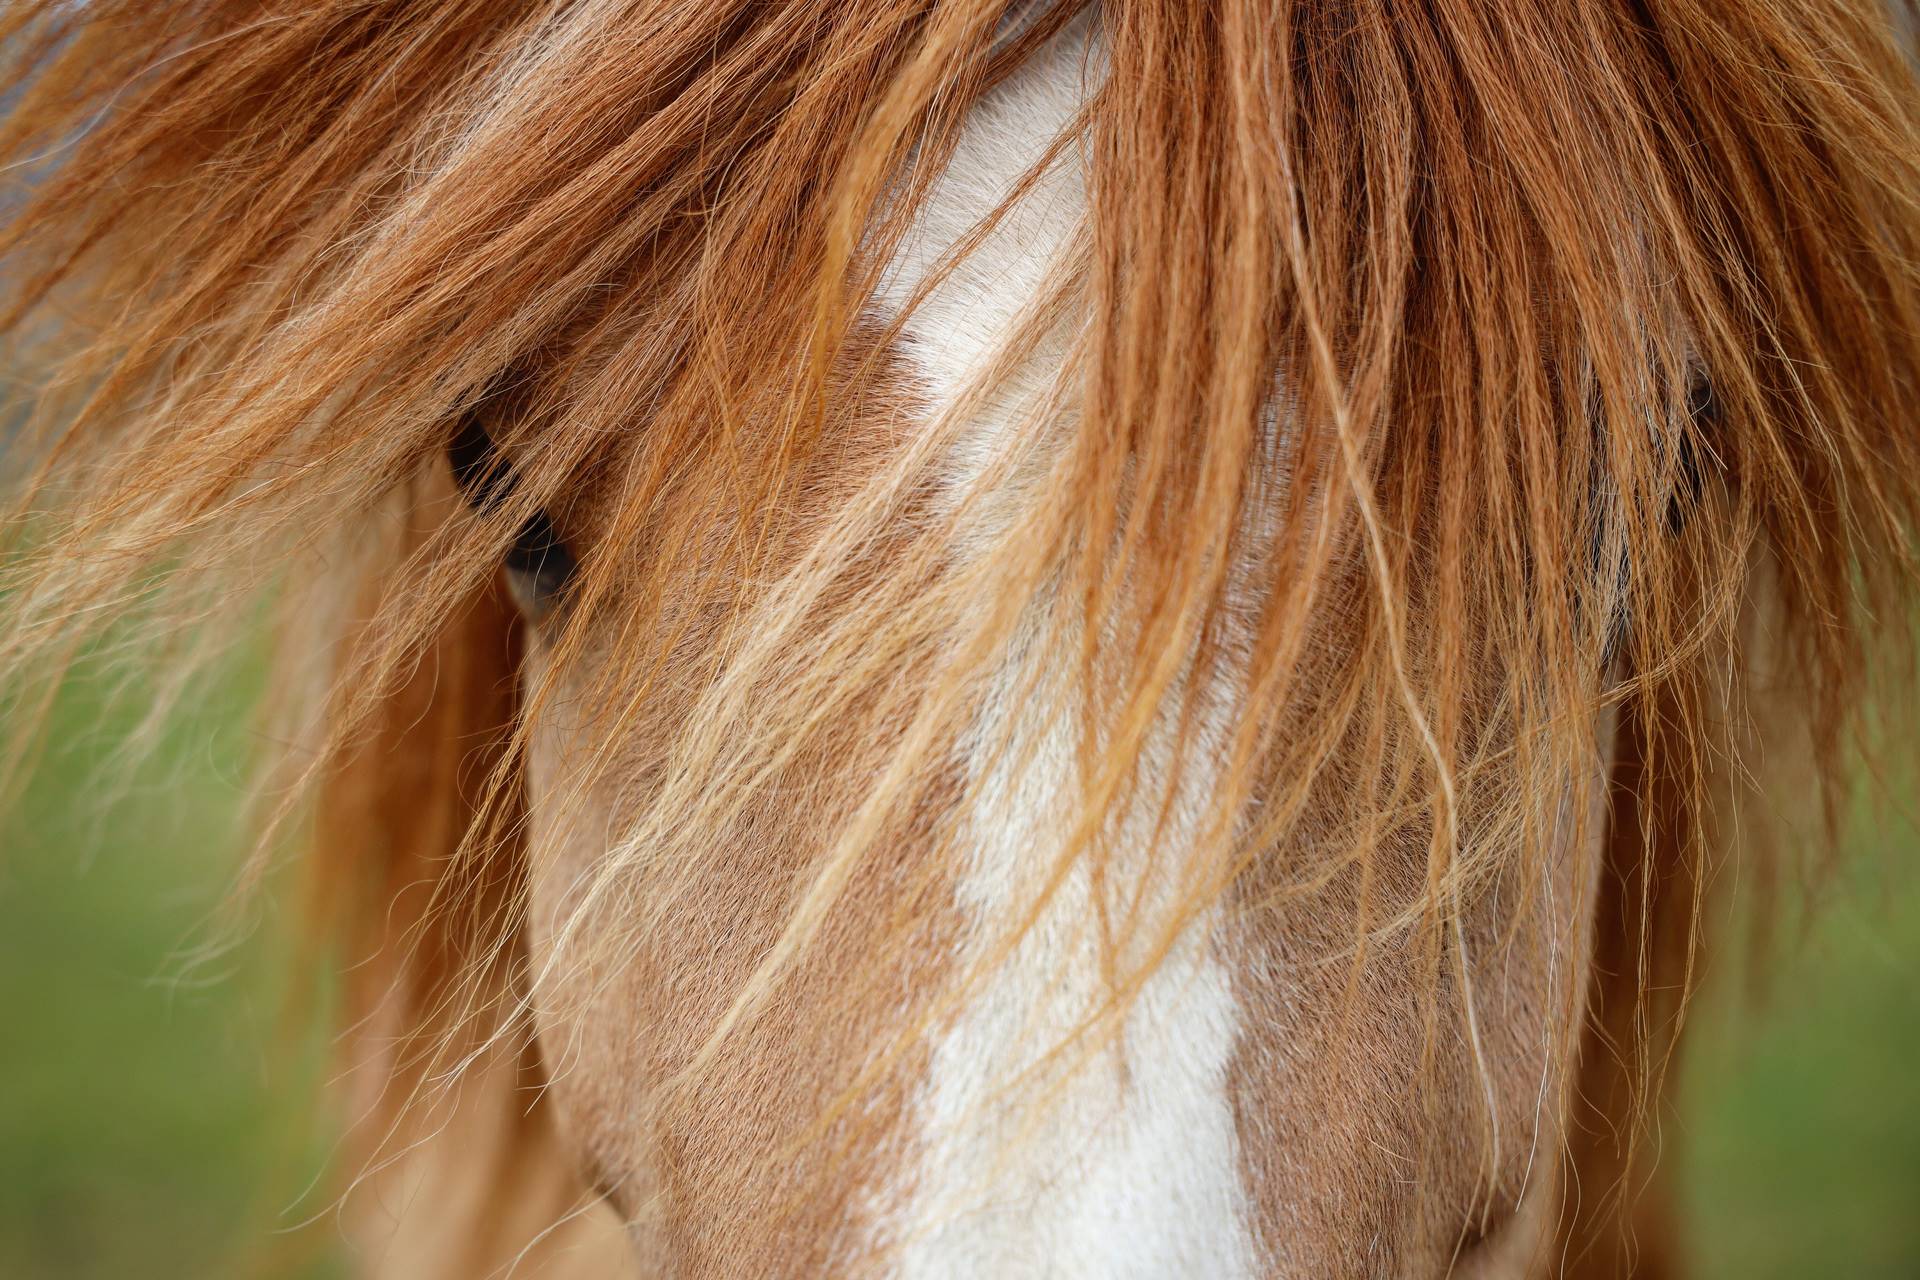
3 0 1918 1269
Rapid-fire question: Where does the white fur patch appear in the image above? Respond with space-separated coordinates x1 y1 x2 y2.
869 18 1259 1278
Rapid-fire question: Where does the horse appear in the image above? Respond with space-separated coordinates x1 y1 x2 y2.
3 1 1917 1275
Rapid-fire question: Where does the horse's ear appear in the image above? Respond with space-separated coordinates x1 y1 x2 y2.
312 470 629 1278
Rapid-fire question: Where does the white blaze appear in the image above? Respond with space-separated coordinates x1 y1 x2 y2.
870 16 1259 1278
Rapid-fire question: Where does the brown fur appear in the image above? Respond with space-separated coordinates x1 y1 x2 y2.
4 1 1919 1274
316 476 632 1275
511 338 962 1272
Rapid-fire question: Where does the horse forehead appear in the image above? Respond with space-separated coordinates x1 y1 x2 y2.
873 12 1098 412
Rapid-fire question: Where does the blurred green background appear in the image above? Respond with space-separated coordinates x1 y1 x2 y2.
1 650 344 1280
1 649 1916 1278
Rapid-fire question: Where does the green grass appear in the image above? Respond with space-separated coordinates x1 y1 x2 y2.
0 656 344 1280
1 651 1916 1277
1677 843 1920 1277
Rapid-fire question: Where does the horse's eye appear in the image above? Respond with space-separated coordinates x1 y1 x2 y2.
500 508 576 617
447 413 576 617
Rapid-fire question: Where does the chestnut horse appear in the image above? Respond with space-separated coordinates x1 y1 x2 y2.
3 1 1918 1276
